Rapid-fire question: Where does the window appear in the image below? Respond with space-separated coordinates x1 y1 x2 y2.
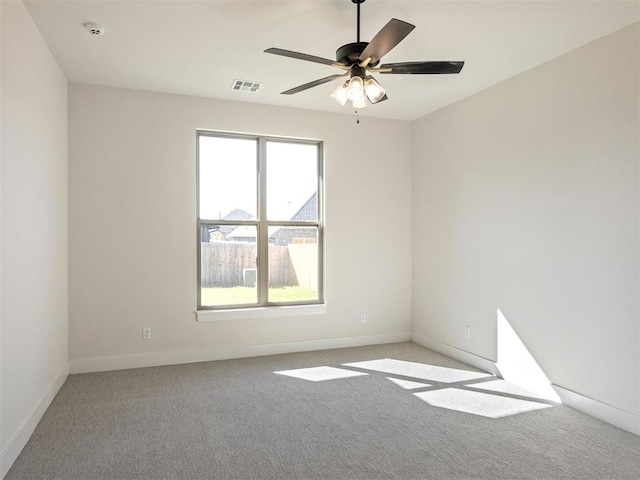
197 131 323 310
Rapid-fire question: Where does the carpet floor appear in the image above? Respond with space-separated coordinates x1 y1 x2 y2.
6 342 639 479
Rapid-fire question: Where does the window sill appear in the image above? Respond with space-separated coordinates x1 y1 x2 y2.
196 304 326 322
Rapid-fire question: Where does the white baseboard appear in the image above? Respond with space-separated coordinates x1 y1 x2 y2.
411 332 640 436
553 385 640 436
69 331 413 374
411 332 500 376
1 362 69 479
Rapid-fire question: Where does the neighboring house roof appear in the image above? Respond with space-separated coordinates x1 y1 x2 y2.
219 208 253 236
289 192 317 222
226 193 317 241
226 225 256 240
270 192 317 244
223 209 252 221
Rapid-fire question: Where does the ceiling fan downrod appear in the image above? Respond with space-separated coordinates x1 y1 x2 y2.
337 0 371 67
353 0 365 43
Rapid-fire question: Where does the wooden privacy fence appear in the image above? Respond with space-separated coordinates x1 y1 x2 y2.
288 243 318 291
201 241 317 288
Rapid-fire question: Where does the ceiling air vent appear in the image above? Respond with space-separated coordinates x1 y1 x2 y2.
231 80 262 93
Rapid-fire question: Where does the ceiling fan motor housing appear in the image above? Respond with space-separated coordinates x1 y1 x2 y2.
336 42 378 67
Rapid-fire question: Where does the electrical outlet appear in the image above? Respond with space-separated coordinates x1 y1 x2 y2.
142 327 151 340
464 325 471 339
360 314 366 323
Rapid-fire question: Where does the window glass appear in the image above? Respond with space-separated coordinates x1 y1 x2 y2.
268 227 319 303
197 132 322 310
266 141 318 221
200 223 257 307
198 136 257 220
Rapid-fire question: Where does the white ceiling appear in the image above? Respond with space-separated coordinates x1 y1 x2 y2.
24 0 639 121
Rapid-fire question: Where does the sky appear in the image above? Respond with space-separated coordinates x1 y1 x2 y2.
199 136 318 222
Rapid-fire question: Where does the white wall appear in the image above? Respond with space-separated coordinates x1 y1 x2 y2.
68 84 412 369
412 23 639 423
0 2 4 469
0 1 69 476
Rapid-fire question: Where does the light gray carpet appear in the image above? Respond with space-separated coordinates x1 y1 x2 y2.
6 342 639 479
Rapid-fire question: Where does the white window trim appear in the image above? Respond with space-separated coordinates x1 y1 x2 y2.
196 131 324 312
196 303 327 322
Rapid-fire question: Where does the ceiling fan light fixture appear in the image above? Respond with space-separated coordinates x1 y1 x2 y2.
265 0 465 111
352 95 368 109
330 81 349 105
364 76 386 103
346 75 365 101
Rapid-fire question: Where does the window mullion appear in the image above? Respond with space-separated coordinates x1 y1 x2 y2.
257 138 269 305
316 142 324 304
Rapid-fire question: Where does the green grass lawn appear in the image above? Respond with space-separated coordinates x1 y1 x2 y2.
201 285 318 306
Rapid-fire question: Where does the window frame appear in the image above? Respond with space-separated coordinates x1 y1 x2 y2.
196 130 324 311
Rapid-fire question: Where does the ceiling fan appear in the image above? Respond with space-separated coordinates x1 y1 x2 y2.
264 0 464 109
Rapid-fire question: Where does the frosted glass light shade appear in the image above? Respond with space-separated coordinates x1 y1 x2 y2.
352 95 368 109
330 81 349 105
364 76 386 103
346 76 365 101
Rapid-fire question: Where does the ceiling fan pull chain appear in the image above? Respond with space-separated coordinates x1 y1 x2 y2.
355 109 360 124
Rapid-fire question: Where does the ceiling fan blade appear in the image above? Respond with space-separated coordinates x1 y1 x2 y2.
358 19 415 65
281 74 347 95
265 48 338 67
379 61 465 75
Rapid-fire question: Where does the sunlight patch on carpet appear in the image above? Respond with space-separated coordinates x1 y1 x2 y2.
343 358 491 383
468 379 550 400
274 366 368 382
415 388 553 418
387 377 431 389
